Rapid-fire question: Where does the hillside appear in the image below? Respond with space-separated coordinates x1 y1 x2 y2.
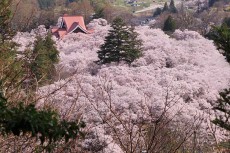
14 19 230 152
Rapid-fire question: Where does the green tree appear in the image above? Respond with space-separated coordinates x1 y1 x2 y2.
162 2 169 12
0 91 85 152
31 34 59 85
163 15 176 32
153 7 162 17
123 27 143 64
207 25 230 63
212 88 230 131
169 0 178 13
96 17 142 65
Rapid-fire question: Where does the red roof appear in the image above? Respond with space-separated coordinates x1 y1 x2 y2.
51 15 91 38
57 29 67 38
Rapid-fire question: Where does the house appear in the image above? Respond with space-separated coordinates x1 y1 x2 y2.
51 14 91 38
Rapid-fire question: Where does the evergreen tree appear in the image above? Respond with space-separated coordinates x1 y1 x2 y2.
122 27 143 65
0 91 85 151
153 7 162 17
206 25 230 63
31 34 59 85
162 2 169 12
169 0 178 13
163 15 176 32
96 17 142 65
212 88 230 131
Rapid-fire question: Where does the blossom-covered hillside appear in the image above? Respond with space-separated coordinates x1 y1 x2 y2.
15 19 230 152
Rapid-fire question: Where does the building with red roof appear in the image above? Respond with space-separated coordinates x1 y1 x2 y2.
51 14 91 38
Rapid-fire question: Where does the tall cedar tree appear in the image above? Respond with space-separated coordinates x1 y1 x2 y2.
207 23 230 63
212 88 230 131
96 17 142 65
162 2 169 12
169 0 178 13
153 7 162 17
163 15 176 32
31 34 59 85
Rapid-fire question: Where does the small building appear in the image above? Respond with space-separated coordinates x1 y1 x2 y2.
51 14 91 38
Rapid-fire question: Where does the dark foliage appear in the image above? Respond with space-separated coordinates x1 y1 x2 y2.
169 0 178 13
212 88 230 131
206 25 230 63
0 92 85 151
30 34 59 85
96 17 142 65
153 7 162 17
163 15 176 32
162 2 169 12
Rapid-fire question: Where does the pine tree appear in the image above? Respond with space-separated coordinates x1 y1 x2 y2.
31 34 59 85
207 25 230 63
153 7 162 17
163 15 176 32
169 0 178 13
212 88 230 131
162 2 169 12
123 27 143 65
96 17 142 65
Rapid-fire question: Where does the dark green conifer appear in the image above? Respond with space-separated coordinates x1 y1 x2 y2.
207 25 230 63
31 34 59 85
163 15 176 32
153 7 162 17
96 17 142 65
162 2 169 12
123 27 143 65
169 0 178 13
